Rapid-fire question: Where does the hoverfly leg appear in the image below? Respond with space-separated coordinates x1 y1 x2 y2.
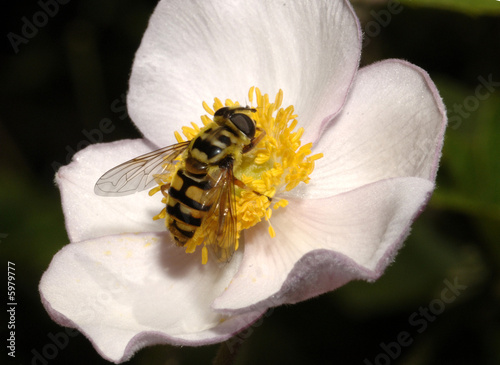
242 127 266 154
233 176 272 201
160 183 171 197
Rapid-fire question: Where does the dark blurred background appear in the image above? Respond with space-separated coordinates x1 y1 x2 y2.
1 1 499 364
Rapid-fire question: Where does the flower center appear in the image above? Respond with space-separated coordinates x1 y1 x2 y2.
151 87 322 264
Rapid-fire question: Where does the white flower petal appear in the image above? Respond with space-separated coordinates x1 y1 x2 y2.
40 232 264 363
56 140 165 242
213 176 434 314
128 0 361 146
306 59 447 199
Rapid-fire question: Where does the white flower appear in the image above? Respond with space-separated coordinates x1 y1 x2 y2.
40 0 447 363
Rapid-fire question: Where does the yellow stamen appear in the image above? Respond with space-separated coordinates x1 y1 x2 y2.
174 130 184 143
202 101 214 115
273 199 289 210
150 87 322 264
201 246 208 265
248 86 255 104
268 225 276 238
152 208 166 221
148 185 162 196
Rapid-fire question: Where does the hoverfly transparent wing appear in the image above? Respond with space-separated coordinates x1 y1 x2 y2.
200 164 238 263
94 141 190 196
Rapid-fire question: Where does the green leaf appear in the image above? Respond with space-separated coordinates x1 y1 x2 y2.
398 0 500 15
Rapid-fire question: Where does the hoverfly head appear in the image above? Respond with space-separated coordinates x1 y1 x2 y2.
214 106 257 139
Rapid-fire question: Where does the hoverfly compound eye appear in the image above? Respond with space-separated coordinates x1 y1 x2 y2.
230 113 256 138
213 106 256 138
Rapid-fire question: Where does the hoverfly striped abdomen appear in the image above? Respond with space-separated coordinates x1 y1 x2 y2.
165 107 259 249
166 169 213 245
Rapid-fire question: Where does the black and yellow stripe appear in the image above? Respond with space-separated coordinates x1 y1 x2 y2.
166 169 213 245
190 125 241 163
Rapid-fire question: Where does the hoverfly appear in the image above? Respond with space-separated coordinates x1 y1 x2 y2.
94 106 268 263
